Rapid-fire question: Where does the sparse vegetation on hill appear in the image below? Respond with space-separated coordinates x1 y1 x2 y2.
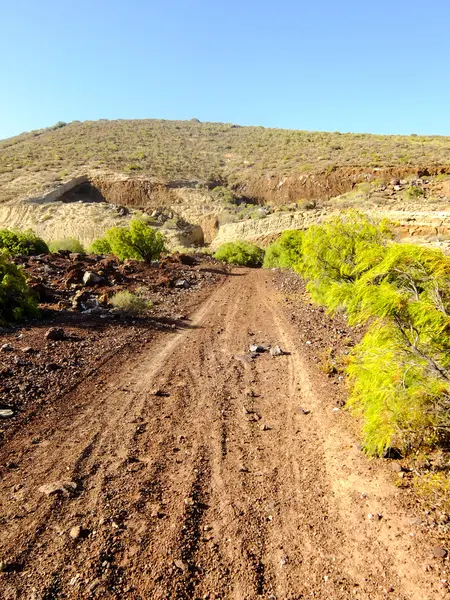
2 118 450 204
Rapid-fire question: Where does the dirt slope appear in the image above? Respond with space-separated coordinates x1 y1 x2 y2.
0 271 447 599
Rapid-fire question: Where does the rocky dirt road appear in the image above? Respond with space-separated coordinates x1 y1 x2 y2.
0 270 448 599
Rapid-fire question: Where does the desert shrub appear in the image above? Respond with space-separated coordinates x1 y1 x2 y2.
110 290 152 315
212 186 240 205
406 185 426 199
90 237 112 255
296 211 393 312
89 219 166 263
414 472 450 513
346 244 450 455
214 241 264 267
285 212 450 455
0 256 39 323
263 230 304 269
263 241 282 269
49 238 85 253
297 199 317 210
0 229 49 256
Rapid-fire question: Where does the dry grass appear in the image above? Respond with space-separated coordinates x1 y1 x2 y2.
2 119 450 203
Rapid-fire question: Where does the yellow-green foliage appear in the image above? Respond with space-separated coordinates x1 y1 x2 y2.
414 472 450 512
110 290 152 315
263 230 304 268
297 211 393 311
0 256 39 323
214 241 264 267
0 229 49 256
90 219 166 263
347 245 450 454
49 238 85 253
276 211 450 455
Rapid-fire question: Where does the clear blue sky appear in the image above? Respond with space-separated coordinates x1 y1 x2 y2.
1 0 449 139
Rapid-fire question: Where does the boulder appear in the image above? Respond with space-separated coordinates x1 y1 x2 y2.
175 279 190 289
82 272 106 286
45 327 65 341
38 480 77 497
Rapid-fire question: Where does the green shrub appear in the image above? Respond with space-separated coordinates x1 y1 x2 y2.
110 290 152 315
291 212 450 455
0 256 39 323
0 229 49 256
346 244 450 455
214 241 264 267
406 185 426 199
90 237 112 255
89 219 166 263
414 472 450 513
49 238 85 253
263 230 304 269
297 211 393 311
212 186 240 205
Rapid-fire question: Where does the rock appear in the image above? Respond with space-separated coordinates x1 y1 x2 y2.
1 344 13 352
297 407 310 415
383 447 403 459
45 327 65 341
432 545 447 558
38 480 77 497
21 347 35 354
391 462 403 473
46 363 61 372
175 279 190 289
82 272 106 286
0 409 14 418
152 389 170 397
246 413 261 422
72 290 91 310
179 254 198 266
368 513 382 521
260 424 270 431
69 525 82 539
249 344 266 353
116 206 129 217
174 559 187 572
81 297 99 310
150 503 164 518
270 345 285 357
30 282 52 301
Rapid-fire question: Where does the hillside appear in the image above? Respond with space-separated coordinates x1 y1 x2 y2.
2 119 450 249
2 119 450 204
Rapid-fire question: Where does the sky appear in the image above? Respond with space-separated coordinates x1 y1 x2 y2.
1 0 449 139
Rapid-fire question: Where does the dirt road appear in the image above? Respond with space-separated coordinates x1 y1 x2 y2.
0 270 446 599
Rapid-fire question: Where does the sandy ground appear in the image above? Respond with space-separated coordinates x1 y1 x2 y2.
0 269 448 599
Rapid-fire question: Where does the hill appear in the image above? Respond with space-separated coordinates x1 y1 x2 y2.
1 119 450 248
2 118 450 204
